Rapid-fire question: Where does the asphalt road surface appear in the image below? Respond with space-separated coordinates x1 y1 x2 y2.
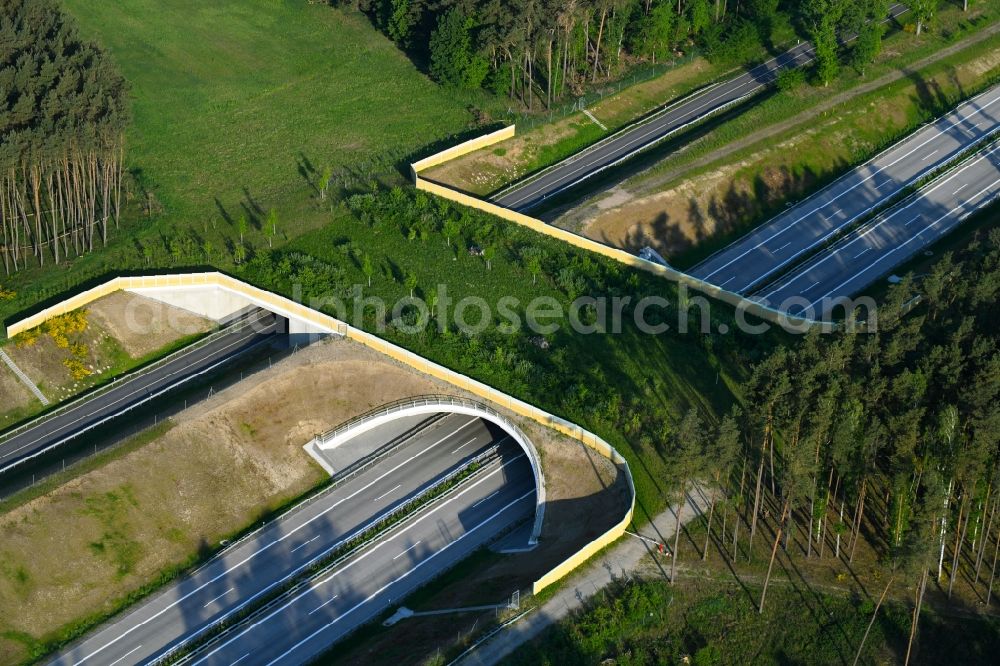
492 3 909 213
755 140 1000 317
691 82 1000 293
48 413 528 666
0 310 278 475
189 454 535 666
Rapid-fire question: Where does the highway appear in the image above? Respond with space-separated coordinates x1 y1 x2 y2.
189 454 534 666
755 140 1000 317
492 3 909 213
0 310 278 475
48 413 530 666
691 81 1000 293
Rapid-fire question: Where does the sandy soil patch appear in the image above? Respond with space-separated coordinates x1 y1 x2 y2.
87 292 214 359
4 316 117 400
0 336 628 663
0 363 34 425
580 144 815 257
422 120 585 195
422 57 719 196
1 293 213 416
332 419 630 666
561 35 1000 261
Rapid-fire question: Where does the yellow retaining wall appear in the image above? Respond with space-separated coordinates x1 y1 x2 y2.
4 272 633 595
412 131 829 332
410 125 516 177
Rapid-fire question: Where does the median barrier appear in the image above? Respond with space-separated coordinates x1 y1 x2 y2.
411 128 829 331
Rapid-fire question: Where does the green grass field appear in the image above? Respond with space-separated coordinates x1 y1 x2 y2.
0 0 491 333
61 0 484 216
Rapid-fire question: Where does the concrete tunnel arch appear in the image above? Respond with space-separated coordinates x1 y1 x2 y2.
310 396 546 546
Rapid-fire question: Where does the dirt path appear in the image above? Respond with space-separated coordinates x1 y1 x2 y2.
455 485 712 666
558 22 1000 237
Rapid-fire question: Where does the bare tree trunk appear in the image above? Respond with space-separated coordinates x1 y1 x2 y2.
703 472 719 560
759 499 789 614
853 576 894 666
591 8 606 83
905 568 928 665
849 477 867 563
988 521 1000 605
949 493 970 598
671 479 686 583
749 429 768 561
976 493 999 585
938 479 954 581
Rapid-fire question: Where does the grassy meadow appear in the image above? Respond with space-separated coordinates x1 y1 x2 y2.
0 0 490 331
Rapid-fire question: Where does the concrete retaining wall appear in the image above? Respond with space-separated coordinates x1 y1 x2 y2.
312 397 547 546
410 125 516 176
412 129 829 332
4 272 634 594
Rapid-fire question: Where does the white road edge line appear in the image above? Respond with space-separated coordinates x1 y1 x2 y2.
203 588 234 609
68 415 479 666
373 484 402 503
308 595 340 616
392 541 422 561
189 456 531 666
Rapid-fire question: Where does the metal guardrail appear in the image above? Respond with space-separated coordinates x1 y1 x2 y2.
0 310 269 449
158 446 503 666
314 395 544 532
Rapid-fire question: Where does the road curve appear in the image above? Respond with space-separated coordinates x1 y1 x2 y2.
492 3 909 213
756 140 1000 316
189 455 535 666
691 82 1000 293
0 310 277 475
48 413 521 666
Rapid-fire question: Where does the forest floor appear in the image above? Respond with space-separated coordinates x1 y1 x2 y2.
557 19 1000 269
497 481 1000 666
0 336 630 666
0 0 491 334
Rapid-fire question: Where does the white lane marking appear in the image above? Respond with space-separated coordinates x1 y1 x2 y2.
761 142 1000 302
393 541 422 561
1 316 272 460
472 490 500 509
373 484 402 503
773 242 791 253
203 587 234 609
108 646 142 666
189 455 531 666
904 216 921 226
261 489 537 666
853 247 871 259
69 414 480 666
954 183 968 194
808 171 1000 308
451 437 478 454
697 86 1000 286
830 208 843 217
497 33 845 208
308 595 340 616
923 149 939 160
290 536 320 554
718 276 736 287
806 281 821 292
230 653 252 665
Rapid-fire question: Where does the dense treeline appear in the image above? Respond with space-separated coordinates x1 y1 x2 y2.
352 0 938 105
0 0 129 275
692 228 1000 662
